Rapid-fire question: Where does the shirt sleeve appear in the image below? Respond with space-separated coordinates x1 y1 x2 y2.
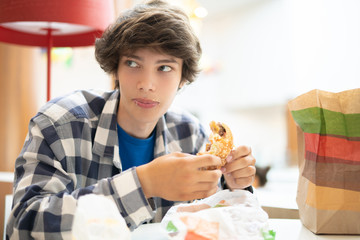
6 118 154 239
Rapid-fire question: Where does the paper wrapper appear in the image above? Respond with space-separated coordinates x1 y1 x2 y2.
161 190 273 240
72 194 131 240
288 88 360 234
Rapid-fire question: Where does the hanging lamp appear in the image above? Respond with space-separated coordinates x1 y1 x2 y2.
0 0 114 101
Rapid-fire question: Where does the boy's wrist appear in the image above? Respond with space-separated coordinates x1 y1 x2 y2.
136 164 153 199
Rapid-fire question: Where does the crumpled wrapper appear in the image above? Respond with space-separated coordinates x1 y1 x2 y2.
161 190 271 240
72 194 131 240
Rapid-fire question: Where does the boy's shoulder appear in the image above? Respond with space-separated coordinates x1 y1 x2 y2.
164 107 207 137
35 89 118 124
161 107 208 154
165 107 201 126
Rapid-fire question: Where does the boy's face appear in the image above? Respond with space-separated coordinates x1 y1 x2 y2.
116 48 184 131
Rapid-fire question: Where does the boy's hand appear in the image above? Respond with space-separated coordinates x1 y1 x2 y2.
136 153 222 201
221 145 256 190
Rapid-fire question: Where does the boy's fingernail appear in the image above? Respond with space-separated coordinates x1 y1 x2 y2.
226 155 233 162
221 167 226 173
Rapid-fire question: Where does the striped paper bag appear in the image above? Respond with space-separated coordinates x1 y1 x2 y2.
288 88 360 234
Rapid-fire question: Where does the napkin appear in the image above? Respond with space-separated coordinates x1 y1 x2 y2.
72 194 131 240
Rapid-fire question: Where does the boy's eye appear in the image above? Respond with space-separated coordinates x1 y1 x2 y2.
159 65 172 72
126 60 138 68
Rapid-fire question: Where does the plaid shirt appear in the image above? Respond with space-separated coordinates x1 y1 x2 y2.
6 89 207 239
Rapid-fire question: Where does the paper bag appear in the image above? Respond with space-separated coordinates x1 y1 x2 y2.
288 88 360 234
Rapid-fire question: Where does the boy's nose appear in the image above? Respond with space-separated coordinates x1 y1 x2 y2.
137 72 156 92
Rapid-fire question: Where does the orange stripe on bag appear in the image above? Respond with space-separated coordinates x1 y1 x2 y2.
306 181 360 212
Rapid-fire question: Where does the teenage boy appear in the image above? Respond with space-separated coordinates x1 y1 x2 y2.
6 0 255 239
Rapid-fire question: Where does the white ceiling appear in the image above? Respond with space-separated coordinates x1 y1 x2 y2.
196 0 263 17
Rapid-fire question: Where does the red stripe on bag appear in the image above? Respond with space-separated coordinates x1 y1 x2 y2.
304 132 360 163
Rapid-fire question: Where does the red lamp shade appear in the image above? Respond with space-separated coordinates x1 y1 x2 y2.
0 0 114 47
0 0 115 100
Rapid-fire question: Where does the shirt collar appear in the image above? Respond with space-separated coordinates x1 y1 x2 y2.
92 90 121 168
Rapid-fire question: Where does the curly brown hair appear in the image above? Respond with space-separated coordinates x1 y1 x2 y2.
95 0 202 88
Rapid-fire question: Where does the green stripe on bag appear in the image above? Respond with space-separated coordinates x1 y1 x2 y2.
291 107 360 137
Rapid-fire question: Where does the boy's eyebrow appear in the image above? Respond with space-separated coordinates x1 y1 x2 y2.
125 54 180 65
156 58 180 65
126 54 142 60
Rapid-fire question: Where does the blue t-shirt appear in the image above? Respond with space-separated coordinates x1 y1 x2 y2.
117 123 155 171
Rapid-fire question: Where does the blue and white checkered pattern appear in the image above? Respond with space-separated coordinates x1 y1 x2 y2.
6 89 207 239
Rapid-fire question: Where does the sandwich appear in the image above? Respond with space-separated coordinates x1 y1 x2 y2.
198 121 234 170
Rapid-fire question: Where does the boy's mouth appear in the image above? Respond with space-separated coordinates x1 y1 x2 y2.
133 98 159 108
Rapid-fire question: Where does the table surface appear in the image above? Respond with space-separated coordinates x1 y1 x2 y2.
131 219 360 240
